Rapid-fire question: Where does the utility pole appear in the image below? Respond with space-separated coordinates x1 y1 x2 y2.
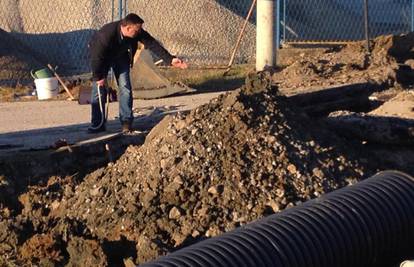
256 0 276 71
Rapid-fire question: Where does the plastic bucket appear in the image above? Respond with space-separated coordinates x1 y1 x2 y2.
34 77 59 100
401 261 414 267
31 68 53 79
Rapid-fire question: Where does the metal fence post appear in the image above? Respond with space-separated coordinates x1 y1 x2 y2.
123 0 127 17
276 0 281 51
256 0 276 71
119 0 123 20
111 0 115 22
364 0 371 53
412 0 414 32
283 0 286 45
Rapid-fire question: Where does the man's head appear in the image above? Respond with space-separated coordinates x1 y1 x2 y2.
120 13 144 38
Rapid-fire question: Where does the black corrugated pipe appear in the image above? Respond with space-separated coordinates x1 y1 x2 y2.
140 171 414 267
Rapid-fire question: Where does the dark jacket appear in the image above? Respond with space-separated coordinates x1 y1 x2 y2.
89 20 174 80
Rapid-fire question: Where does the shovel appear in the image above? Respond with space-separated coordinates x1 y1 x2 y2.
47 64 76 100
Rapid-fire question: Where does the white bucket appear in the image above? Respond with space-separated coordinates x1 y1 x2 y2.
401 261 414 267
34 77 59 100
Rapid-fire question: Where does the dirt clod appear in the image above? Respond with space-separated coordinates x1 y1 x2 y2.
66 237 107 267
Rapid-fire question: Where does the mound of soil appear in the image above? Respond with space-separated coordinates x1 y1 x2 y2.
370 90 414 119
0 72 378 265
276 33 414 93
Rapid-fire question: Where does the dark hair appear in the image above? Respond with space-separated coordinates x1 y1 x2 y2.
121 13 144 26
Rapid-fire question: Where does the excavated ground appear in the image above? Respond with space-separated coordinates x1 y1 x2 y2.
1 33 414 266
275 32 414 95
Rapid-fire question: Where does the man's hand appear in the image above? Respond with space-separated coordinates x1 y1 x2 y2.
171 57 188 69
97 79 105 87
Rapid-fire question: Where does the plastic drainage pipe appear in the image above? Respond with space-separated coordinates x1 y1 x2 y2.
140 171 414 267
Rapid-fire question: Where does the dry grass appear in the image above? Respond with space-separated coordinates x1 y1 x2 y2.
0 85 34 102
160 64 254 92
0 255 18 267
0 65 254 102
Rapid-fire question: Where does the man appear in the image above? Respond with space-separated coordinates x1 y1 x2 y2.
88 13 187 133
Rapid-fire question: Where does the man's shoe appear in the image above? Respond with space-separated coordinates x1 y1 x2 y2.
87 124 106 134
122 122 132 133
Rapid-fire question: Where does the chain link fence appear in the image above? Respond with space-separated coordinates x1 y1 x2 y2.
0 0 123 77
0 0 413 83
0 0 255 80
126 0 256 65
282 0 412 43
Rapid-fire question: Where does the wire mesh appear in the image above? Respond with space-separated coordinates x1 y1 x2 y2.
0 0 413 83
126 0 256 65
282 0 412 43
0 0 255 81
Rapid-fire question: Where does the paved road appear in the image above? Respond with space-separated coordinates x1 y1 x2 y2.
0 92 222 153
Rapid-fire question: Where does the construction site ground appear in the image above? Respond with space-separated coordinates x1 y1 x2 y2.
0 92 223 152
1 33 414 266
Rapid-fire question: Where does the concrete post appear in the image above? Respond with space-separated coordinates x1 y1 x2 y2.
256 0 276 71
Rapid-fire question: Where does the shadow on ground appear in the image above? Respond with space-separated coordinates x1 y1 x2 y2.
189 76 245 93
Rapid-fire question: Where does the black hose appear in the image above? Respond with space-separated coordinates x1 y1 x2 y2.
140 171 414 267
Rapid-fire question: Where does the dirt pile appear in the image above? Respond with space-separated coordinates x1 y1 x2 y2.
0 28 43 86
368 33 414 66
370 90 414 119
0 72 378 265
276 33 414 93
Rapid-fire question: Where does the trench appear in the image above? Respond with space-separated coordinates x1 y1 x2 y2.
0 133 146 211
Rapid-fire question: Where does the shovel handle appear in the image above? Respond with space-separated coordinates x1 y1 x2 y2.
47 64 75 100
